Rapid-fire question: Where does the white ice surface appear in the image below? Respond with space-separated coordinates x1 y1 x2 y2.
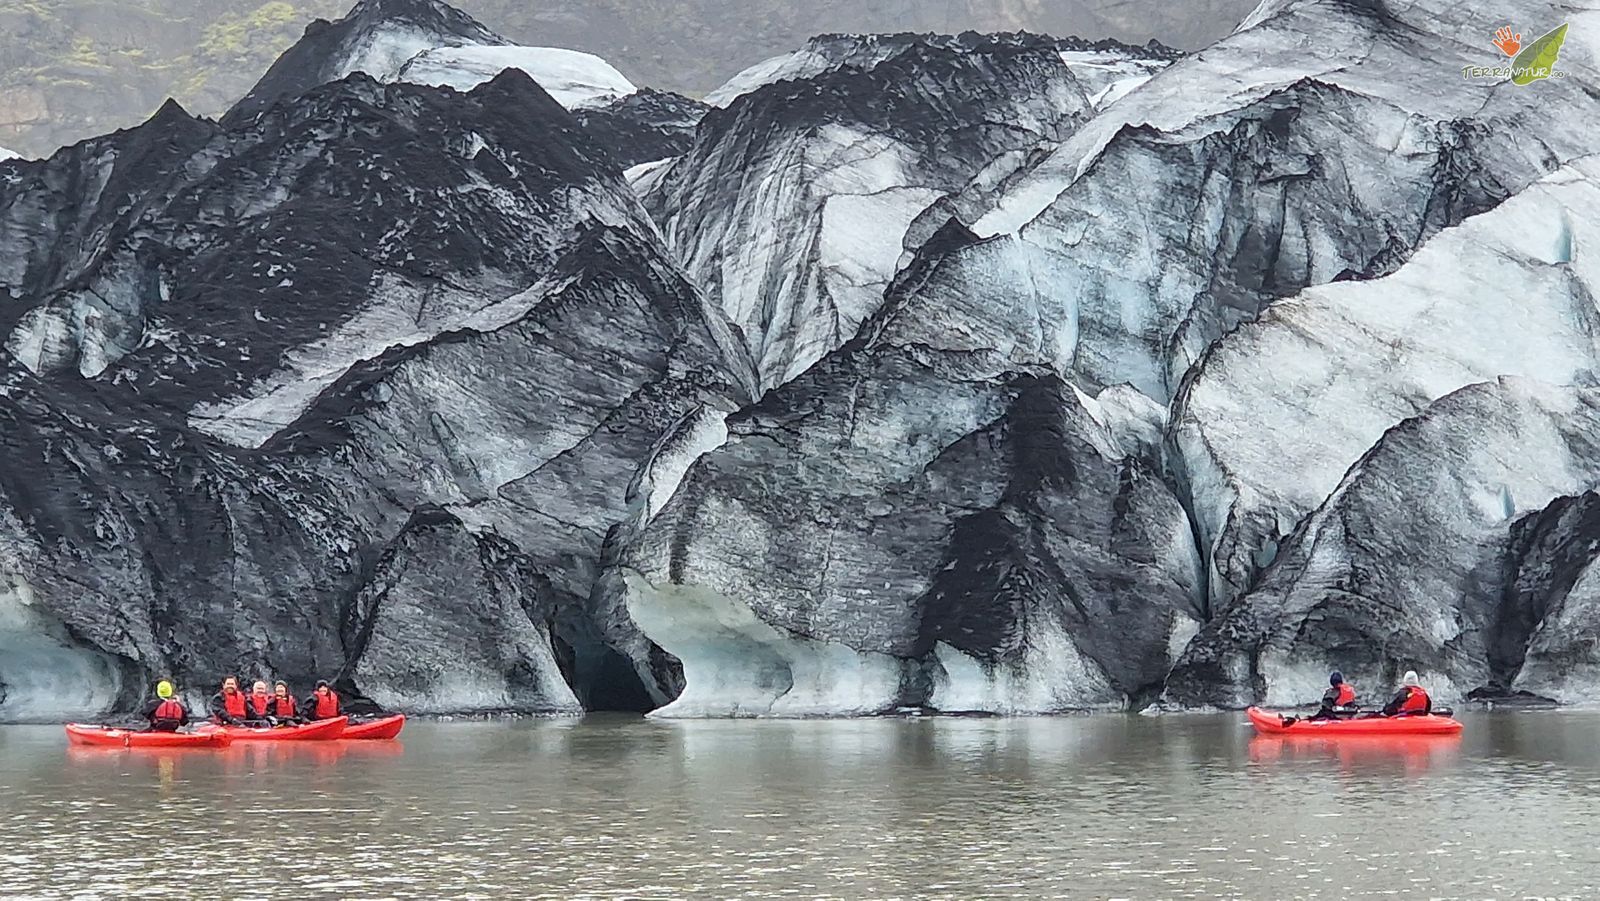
330 22 635 111
627 575 903 717
399 45 636 109
703 49 833 107
1178 156 1600 602
7 263 149 379
972 0 1547 238
333 24 447 82
624 158 674 196
929 617 1123 714
1233 377 1600 706
185 237 660 448
641 408 729 523
0 147 18 162
673 122 942 389
1071 383 1166 458
1088 75 1152 109
1517 559 1600 703
0 574 122 723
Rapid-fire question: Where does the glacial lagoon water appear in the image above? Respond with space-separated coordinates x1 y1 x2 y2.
4 712 1600 899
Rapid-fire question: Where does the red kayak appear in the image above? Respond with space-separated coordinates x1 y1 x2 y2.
65 724 232 749
1247 706 1463 736
197 716 348 742
341 714 405 740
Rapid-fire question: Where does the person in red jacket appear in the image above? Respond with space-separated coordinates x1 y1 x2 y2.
267 681 302 724
1382 670 1431 716
208 675 249 725
141 680 189 732
304 681 342 720
1309 671 1358 720
246 681 274 724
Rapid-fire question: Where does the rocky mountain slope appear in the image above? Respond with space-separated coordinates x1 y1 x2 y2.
2 0 1598 720
0 0 1256 158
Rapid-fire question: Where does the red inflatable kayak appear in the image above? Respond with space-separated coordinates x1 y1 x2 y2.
197 716 348 742
1247 706 1463 736
341 714 405 740
65 724 233 749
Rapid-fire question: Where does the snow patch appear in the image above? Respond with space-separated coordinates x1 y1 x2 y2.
1235 0 1294 33
333 24 447 82
703 49 833 107
1089 75 1152 109
1057 50 1164 110
399 45 636 110
624 158 674 195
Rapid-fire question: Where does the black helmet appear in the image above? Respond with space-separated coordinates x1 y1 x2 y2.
1330 671 1345 686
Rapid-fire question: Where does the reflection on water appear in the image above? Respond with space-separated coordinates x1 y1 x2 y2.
4 712 1600 898
1247 733 1464 775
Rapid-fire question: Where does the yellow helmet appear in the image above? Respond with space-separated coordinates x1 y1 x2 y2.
156 680 175 699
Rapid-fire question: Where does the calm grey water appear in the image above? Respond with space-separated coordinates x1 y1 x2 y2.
3 712 1599 899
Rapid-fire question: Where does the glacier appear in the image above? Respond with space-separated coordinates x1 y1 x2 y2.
1167 379 1600 706
0 572 129 723
5 0 1600 720
398 46 637 109
649 33 1096 390
228 0 639 123
1175 155 1600 611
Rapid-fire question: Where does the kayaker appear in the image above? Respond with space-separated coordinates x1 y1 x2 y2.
208 675 249 725
267 681 302 724
247 681 274 725
1381 670 1431 716
1309 671 1357 720
304 680 341 720
141 680 189 732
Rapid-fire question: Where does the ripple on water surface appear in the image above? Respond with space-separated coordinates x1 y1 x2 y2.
3 712 1600 899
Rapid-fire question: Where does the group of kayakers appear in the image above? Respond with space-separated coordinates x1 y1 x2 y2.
1311 669 1431 720
139 675 344 732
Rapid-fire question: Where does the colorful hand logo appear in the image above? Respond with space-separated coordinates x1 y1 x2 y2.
1493 26 1522 57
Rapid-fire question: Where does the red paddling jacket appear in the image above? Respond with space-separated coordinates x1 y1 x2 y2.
1382 685 1431 716
142 697 189 732
268 695 301 723
208 689 249 725
303 689 341 720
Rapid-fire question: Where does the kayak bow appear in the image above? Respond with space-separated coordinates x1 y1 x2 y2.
1247 706 1462 736
340 714 405 740
65 724 233 749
